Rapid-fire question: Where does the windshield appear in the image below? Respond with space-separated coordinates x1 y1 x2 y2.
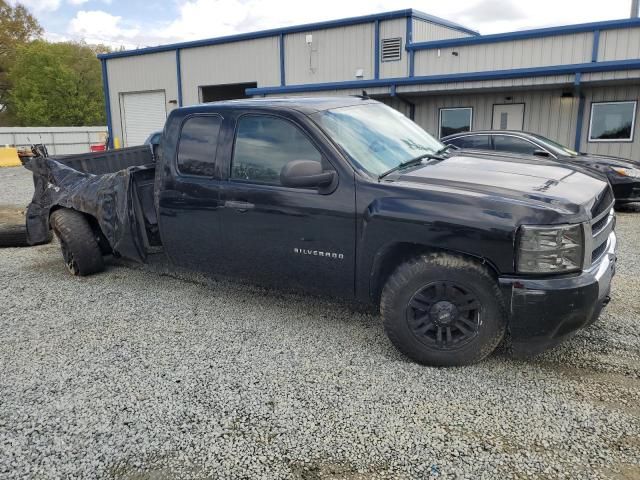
311 103 444 177
530 133 579 157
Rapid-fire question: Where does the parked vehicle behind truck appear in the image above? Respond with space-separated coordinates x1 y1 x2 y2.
25 97 617 366
442 130 640 205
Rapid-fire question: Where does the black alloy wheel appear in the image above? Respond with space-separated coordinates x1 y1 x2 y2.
406 281 481 350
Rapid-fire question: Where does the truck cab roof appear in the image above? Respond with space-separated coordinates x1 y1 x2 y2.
179 96 377 115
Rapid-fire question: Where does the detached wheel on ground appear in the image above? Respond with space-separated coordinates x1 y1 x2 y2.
381 252 506 366
50 208 104 276
0 206 52 248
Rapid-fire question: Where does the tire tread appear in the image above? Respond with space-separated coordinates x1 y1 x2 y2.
50 209 104 276
380 252 506 366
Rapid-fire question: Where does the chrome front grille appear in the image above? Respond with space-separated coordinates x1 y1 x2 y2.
583 204 615 268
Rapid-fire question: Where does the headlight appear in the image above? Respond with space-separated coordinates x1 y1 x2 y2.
517 224 584 274
611 167 640 178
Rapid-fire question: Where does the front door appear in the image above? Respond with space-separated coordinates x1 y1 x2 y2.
217 113 356 298
492 103 525 130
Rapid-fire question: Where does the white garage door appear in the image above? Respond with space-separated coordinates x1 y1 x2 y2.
121 91 167 147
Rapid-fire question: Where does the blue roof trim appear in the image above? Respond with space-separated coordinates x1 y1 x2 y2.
279 33 286 86
98 8 477 60
245 59 640 95
406 17 640 51
176 49 183 106
591 30 600 62
100 59 113 149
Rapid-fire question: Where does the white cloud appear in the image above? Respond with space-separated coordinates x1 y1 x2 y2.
149 0 635 43
156 0 401 42
68 0 90 5
67 10 140 47
50 0 635 48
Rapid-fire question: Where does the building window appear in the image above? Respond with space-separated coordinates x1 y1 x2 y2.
439 108 473 138
588 101 637 142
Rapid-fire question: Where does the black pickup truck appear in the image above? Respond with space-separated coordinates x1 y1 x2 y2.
25 97 617 366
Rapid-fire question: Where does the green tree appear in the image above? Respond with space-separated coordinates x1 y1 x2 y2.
0 1 42 115
8 41 108 126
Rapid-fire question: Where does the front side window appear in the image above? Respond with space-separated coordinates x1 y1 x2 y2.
493 135 539 155
449 135 491 150
589 101 637 142
232 115 322 185
312 103 443 178
439 108 472 138
177 115 223 176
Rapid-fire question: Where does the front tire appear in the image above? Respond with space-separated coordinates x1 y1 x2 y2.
50 209 105 276
380 253 506 366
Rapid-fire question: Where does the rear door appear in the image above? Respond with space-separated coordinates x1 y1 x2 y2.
121 91 167 146
216 111 356 298
157 113 229 271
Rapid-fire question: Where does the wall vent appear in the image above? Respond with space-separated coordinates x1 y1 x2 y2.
381 37 402 62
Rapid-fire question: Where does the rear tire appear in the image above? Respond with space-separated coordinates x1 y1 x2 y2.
380 253 506 366
50 209 104 276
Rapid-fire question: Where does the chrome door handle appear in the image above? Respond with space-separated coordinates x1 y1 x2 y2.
224 200 254 212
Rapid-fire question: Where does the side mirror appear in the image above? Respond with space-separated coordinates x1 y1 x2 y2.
280 160 336 188
533 149 551 158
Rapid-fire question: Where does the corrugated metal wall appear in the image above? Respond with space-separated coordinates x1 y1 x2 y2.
414 33 593 76
412 19 473 42
391 90 581 148
284 24 375 84
106 51 178 145
0 127 107 155
598 26 640 61
180 37 280 105
396 74 576 93
379 19 407 79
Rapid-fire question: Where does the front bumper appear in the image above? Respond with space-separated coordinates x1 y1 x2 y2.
611 178 640 203
499 232 617 356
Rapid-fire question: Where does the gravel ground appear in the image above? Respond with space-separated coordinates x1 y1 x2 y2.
0 169 639 479
0 167 33 207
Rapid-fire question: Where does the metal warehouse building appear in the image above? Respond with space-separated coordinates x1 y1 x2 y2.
98 8 640 159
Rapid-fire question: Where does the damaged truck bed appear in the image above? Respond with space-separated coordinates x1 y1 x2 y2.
25 145 158 263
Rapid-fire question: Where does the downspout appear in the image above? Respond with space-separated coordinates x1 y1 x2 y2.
573 72 585 152
390 84 416 121
100 58 114 149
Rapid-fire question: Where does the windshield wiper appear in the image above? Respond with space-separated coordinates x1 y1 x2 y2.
435 144 454 155
378 152 444 180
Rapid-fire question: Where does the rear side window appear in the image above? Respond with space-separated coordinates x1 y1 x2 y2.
177 115 223 176
449 135 491 150
232 115 322 185
493 135 538 155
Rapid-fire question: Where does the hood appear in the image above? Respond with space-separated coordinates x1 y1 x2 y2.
387 152 610 216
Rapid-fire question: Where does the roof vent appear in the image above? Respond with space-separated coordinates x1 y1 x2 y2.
381 37 402 62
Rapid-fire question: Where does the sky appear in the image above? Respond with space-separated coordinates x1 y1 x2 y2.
9 0 640 49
